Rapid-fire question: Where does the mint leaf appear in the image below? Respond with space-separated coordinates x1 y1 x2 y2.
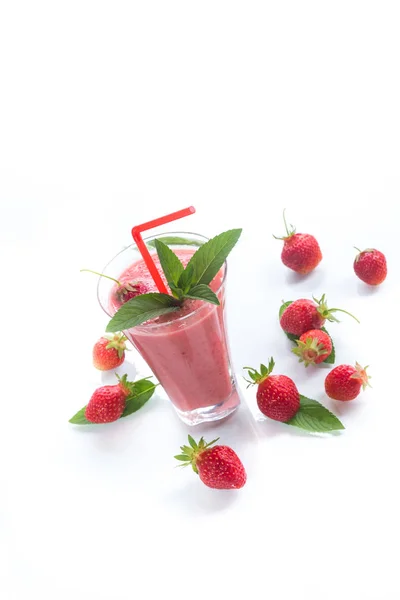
178 263 195 294
183 229 242 287
279 301 335 364
185 284 220 305
321 327 335 364
154 239 184 287
147 236 204 249
69 407 90 425
122 378 157 417
287 395 344 432
106 293 180 332
279 300 293 319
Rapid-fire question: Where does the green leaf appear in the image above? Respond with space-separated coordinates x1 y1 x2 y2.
279 300 293 319
174 455 190 461
154 239 184 287
287 395 344 432
106 293 180 332
185 284 220 305
321 327 335 364
184 229 242 287
121 379 157 417
177 263 195 294
188 435 197 449
147 236 204 249
69 407 90 425
279 301 335 364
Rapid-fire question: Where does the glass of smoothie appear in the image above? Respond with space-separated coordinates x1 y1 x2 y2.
97 232 240 425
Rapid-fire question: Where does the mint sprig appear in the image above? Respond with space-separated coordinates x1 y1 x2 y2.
184 229 242 287
106 229 242 332
154 239 184 288
106 293 180 332
288 395 344 432
69 377 157 424
279 301 336 364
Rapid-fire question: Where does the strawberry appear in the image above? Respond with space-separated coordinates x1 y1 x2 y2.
244 358 300 422
292 329 332 366
175 436 246 490
80 269 149 306
280 294 359 337
85 374 132 423
273 210 322 274
114 281 149 306
93 333 128 371
325 363 371 401
353 248 387 286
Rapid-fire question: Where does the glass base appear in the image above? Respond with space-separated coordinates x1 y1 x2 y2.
173 384 241 426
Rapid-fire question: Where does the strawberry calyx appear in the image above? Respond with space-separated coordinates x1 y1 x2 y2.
104 333 128 359
312 293 360 324
114 281 148 303
354 247 376 262
115 373 137 398
350 363 371 390
174 435 220 474
243 357 275 387
292 336 328 366
273 209 296 241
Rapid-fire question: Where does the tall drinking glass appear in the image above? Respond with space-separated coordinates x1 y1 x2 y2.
97 232 240 426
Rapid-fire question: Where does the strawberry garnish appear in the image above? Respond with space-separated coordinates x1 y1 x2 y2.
175 436 246 490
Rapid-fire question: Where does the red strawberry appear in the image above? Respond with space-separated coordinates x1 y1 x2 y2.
292 329 332 366
114 281 149 306
353 248 387 286
280 294 359 337
175 436 246 490
244 358 300 422
273 210 322 274
93 333 128 371
325 363 371 401
80 269 149 306
85 375 132 423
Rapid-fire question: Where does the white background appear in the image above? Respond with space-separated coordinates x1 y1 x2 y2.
1 2 400 599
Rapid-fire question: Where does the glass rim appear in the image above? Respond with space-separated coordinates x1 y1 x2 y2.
97 230 228 329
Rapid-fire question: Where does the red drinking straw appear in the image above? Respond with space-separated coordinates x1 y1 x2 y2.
131 206 196 294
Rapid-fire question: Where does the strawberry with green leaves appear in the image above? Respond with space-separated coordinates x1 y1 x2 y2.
292 329 332 367
244 358 344 433
175 436 246 490
325 363 371 401
273 210 322 274
280 294 359 337
93 333 128 370
69 374 157 425
244 358 300 421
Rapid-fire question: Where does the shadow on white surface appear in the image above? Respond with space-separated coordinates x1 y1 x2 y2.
284 267 325 288
356 281 382 296
100 359 138 384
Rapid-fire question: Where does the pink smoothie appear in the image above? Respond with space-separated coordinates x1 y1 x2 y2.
109 250 235 413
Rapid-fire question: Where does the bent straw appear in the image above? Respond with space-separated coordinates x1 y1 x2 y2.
131 206 196 293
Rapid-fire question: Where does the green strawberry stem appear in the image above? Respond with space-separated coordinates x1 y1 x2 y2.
354 246 362 253
273 209 296 240
243 358 275 387
174 435 220 473
313 293 360 324
81 268 122 286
